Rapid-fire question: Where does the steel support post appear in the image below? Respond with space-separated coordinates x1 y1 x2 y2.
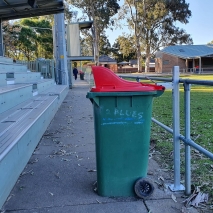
169 66 185 191
199 57 201 74
54 13 68 85
184 82 191 195
52 24 59 84
68 61 73 89
0 19 4 56
193 59 195 73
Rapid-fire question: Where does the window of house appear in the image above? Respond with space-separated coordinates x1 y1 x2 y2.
163 60 169 65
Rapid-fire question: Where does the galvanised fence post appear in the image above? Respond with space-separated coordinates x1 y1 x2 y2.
184 82 191 195
169 66 185 191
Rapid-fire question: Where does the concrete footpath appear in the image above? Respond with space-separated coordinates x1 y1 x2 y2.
1 78 199 213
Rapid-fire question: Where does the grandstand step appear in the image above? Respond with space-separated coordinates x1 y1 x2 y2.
0 63 28 72
35 79 55 93
7 72 42 83
0 81 63 113
0 72 43 86
0 85 68 208
0 74 6 86
0 56 13 63
0 84 33 114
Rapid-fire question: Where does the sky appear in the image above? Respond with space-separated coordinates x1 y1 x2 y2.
105 0 213 46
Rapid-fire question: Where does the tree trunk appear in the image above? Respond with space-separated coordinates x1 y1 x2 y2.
136 42 141 72
90 1 99 65
135 26 142 72
145 37 150 73
145 56 150 73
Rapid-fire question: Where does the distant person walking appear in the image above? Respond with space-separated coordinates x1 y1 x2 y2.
73 67 78 80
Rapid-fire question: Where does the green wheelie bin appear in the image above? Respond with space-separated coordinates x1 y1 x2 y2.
86 66 165 198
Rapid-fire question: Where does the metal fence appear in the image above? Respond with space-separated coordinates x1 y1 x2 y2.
17 59 55 79
165 67 213 74
118 66 213 196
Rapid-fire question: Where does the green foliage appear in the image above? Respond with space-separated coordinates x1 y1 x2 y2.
118 0 193 72
129 0 193 48
18 26 37 60
81 32 112 56
116 35 136 57
81 35 93 56
111 42 123 62
3 17 53 61
3 21 22 59
111 36 136 62
67 0 120 28
20 18 53 59
99 35 112 56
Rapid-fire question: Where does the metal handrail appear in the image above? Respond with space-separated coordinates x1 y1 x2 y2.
119 66 213 195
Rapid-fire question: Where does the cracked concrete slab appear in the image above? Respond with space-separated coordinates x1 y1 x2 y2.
3 201 148 213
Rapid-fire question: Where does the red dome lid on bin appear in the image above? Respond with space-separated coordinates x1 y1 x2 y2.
90 66 165 92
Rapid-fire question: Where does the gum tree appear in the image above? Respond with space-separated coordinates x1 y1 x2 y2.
20 18 53 59
2 21 21 59
113 34 137 60
111 38 137 62
3 17 54 60
119 0 193 72
66 0 120 64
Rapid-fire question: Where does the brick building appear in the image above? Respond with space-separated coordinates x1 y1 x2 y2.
99 55 118 72
155 45 213 73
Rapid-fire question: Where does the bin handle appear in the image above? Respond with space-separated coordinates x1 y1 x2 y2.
100 84 116 89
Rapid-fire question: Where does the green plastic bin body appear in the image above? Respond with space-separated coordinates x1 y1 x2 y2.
87 91 161 197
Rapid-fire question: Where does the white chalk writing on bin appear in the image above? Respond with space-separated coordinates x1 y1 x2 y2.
101 108 144 125
101 121 144 126
105 109 143 119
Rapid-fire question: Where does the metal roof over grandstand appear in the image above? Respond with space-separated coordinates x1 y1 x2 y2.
0 0 64 21
161 45 213 59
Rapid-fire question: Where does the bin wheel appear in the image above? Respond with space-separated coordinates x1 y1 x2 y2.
134 178 154 199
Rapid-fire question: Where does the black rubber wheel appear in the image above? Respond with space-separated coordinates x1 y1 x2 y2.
134 178 154 199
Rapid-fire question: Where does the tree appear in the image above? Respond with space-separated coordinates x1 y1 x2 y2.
18 26 37 60
115 35 136 59
111 41 125 62
119 0 193 72
2 21 21 59
64 1 76 23
99 35 112 56
20 18 53 59
81 31 112 57
65 0 120 64
3 17 54 60
3 20 37 60
81 35 93 56
111 36 137 63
